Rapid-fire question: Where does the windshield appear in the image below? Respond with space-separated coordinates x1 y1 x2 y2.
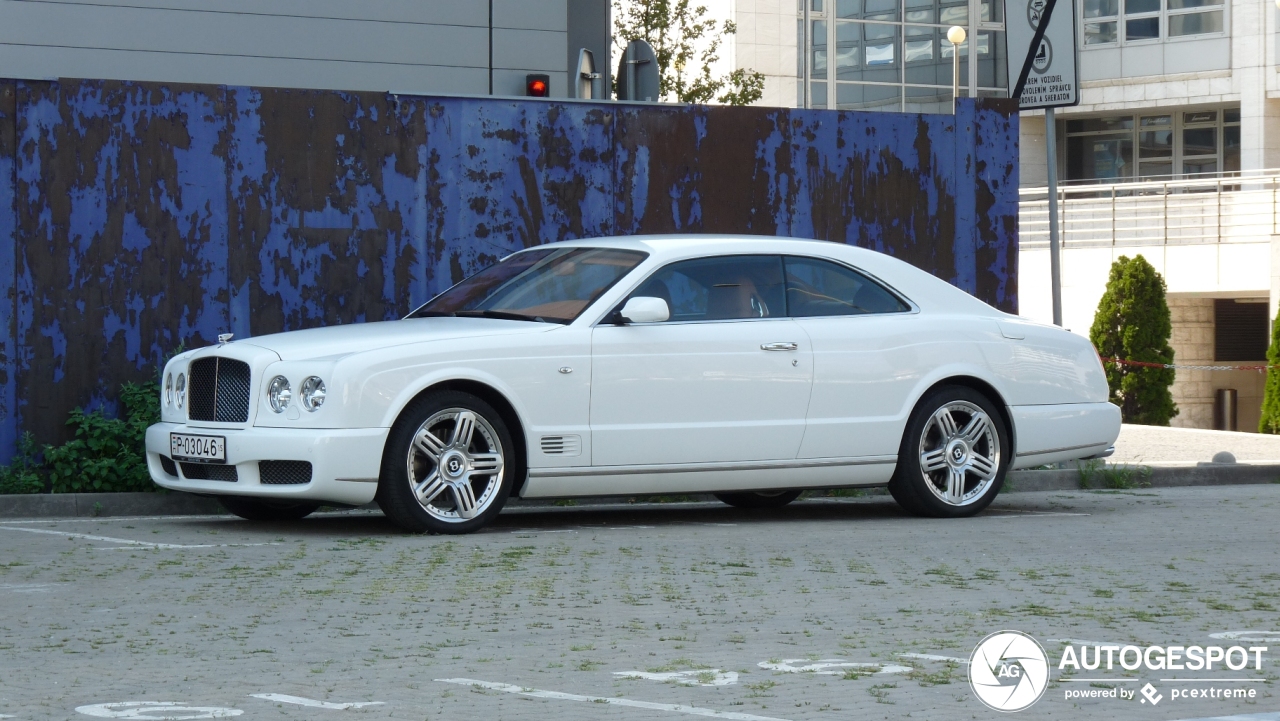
409 247 648 324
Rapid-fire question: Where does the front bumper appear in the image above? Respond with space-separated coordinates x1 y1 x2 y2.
145 423 390 506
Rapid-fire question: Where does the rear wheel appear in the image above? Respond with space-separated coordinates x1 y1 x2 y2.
888 386 1008 518
376 391 515 535
219 496 320 521
714 489 802 509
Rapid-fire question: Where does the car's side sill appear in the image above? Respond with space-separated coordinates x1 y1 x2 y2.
522 456 897 498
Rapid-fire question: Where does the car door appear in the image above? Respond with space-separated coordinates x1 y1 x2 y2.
784 255 923 460
590 254 813 467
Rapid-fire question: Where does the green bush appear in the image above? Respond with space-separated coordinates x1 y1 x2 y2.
44 382 160 493
0 432 46 494
0 381 162 494
1260 307 1280 433
1089 255 1178 426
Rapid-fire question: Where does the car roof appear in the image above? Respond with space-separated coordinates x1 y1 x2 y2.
535 234 1002 318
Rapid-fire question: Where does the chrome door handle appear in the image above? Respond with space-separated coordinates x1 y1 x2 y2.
761 342 798 351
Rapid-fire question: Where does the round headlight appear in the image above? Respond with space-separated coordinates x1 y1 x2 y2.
164 373 173 406
300 376 326 412
267 375 292 413
175 373 186 408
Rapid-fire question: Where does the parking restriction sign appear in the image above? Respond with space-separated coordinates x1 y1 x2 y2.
1005 0 1079 109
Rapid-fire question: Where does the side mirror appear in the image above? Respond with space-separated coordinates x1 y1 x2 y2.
618 296 670 324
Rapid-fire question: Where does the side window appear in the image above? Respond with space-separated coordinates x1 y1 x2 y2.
783 256 910 317
630 255 786 321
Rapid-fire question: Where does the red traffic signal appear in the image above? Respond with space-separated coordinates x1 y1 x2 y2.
526 74 550 98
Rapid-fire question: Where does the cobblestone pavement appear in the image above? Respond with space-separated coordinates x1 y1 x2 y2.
0 486 1277 721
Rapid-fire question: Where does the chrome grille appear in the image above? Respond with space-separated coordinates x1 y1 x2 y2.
258 461 312 485
180 462 238 482
187 357 251 423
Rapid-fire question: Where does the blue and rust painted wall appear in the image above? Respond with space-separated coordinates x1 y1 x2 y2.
0 78 1019 461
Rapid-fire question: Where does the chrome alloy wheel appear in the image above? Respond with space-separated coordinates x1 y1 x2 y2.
917 401 1000 506
405 408 505 522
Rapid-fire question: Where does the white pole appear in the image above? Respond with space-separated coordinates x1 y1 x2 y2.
947 26 966 114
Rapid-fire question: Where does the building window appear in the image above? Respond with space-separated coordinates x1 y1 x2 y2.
1083 0 1224 45
1063 106 1240 182
798 0 1006 112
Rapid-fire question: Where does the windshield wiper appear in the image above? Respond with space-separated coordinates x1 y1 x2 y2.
455 309 562 324
411 310 456 318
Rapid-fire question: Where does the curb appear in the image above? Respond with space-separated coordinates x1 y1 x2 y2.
1 464 1277 519
0 491 224 519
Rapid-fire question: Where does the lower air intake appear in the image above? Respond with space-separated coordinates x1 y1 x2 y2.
159 456 178 477
180 463 239 482
258 460 313 485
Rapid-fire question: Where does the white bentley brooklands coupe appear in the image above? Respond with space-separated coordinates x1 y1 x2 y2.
147 236 1120 534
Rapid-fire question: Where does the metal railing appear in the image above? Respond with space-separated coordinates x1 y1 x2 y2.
1019 170 1280 248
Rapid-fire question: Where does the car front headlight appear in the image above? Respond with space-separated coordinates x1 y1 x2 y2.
300 376 326 412
164 373 173 406
267 375 292 413
175 373 186 408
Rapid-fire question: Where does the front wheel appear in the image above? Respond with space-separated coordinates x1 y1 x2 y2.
219 496 320 521
714 490 802 509
888 386 1009 518
376 391 515 534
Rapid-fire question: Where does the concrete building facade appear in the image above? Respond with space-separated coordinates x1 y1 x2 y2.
0 0 611 98
728 0 1280 431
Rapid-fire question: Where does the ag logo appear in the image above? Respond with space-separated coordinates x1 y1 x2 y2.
969 631 1050 712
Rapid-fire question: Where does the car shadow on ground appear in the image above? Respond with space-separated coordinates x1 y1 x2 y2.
164 495 1056 538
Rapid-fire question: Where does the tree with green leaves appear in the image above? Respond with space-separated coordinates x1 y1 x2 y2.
613 0 765 105
1089 255 1178 425
1259 308 1280 433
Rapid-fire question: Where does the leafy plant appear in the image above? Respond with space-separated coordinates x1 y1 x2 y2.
1260 305 1280 433
1076 459 1152 489
44 382 161 494
613 0 765 105
0 432 46 494
1089 255 1177 425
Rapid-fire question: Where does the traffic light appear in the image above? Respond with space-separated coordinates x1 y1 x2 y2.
526 74 550 97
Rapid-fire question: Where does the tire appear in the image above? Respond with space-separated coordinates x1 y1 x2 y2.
219 496 320 522
714 490 803 509
888 385 1009 518
376 391 516 534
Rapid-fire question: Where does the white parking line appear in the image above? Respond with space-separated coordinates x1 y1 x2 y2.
614 670 739 686
985 512 1091 518
0 515 224 524
0 526 276 549
249 694 384 710
757 659 911 675
899 653 969 664
0 583 53 593
435 678 790 721
1165 714 1280 721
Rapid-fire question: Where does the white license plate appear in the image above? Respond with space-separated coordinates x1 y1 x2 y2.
170 433 226 463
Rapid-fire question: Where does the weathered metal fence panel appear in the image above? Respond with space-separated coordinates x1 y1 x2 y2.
0 78 1018 461
0 83 16 459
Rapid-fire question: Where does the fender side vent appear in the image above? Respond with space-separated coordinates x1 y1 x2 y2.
539 435 581 457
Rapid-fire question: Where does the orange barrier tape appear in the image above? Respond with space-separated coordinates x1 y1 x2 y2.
1101 357 1273 372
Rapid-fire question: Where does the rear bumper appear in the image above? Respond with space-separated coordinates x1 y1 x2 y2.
145 423 389 506
1010 402 1122 469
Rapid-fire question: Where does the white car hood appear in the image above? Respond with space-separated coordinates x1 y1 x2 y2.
237 317 555 361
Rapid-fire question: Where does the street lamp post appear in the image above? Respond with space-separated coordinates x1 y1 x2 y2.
947 25 966 114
